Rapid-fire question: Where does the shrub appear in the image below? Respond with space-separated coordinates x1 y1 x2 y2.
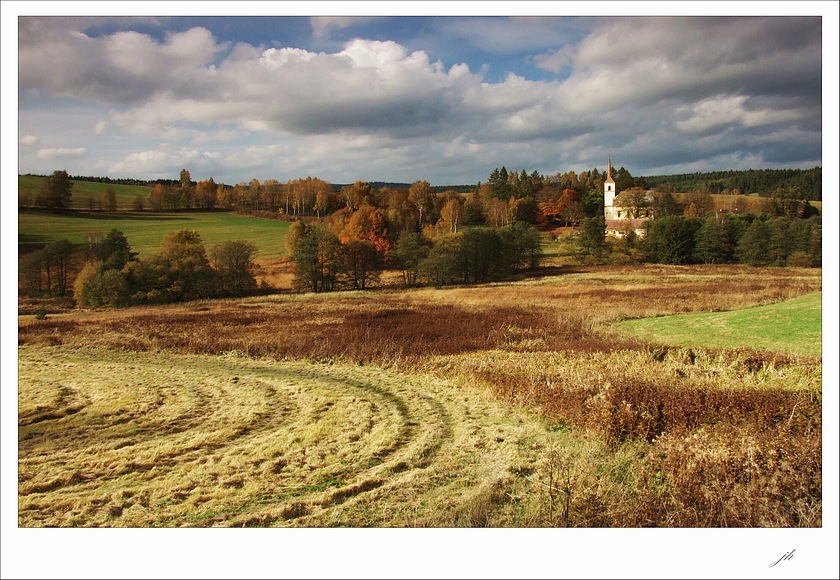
74 261 130 308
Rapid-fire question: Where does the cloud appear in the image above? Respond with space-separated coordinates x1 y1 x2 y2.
20 135 39 146
37 147 87 160
19 21 227 104
676 95 806 133
15 15 825 183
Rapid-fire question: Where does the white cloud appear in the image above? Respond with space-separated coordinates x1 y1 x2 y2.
676 95 806 133
20 135 39 146
14 15 825 184
37 147 87 160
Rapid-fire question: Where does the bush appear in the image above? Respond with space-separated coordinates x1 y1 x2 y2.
74 261 130 307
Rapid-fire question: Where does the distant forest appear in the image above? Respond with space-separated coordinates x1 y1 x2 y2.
639 167 822 200
23 166 821 201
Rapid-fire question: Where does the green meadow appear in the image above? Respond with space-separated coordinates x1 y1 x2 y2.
615 291 822 356
18 210 291 260
18 175 152 210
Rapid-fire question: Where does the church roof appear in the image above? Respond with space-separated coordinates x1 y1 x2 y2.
604 158 615 183
606 218 649 230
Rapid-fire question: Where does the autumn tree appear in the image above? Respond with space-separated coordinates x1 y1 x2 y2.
438 196 463 234
683 190 714 218
616 187 649 219
211 240 259 296
217 183 235 209
314 185 340 218
385 188 418 237
195 178 217 209
555 188 585 226
74 261 130 307
338 181 372 211
408 180 434 229
261 179 282 211
179 168 194 209
148 184 166 211
336 204 390 289
129 229 215 303
285 220 311 256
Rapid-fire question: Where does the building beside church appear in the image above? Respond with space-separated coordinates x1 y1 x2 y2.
603 158 652 238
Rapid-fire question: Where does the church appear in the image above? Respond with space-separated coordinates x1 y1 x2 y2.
603 158 652 238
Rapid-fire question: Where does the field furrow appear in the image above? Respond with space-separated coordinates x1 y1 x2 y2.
18 344 555 527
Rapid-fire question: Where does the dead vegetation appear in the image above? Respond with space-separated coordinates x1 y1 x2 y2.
18 263 822 527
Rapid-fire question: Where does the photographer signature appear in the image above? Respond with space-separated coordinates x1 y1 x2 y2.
769 549 795 568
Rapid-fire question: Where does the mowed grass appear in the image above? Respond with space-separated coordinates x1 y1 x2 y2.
615 291 822 356
18 209 291 259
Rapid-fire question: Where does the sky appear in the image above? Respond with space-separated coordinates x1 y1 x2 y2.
7 3 836 187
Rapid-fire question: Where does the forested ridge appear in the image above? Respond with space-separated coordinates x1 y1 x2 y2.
21 166 822 200
639 167 822 200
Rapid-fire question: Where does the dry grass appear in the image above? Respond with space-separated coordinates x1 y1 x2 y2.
18 345 561 527
18 263 822 527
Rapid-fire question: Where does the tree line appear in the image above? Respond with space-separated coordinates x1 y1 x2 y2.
576 211 821 268
28 163 822 226
19 228 262 307
641 167 822 200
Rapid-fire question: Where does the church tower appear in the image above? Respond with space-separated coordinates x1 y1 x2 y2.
604 158 617 219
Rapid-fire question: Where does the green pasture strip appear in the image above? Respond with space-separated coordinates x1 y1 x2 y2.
19 175 152 210
18 210 290 259
614 291 822 356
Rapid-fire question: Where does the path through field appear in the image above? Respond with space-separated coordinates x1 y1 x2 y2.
18 345 559 527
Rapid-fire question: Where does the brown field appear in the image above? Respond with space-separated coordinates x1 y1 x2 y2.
18 264 822 527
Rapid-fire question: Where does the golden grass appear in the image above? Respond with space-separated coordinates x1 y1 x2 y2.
18 263 822 527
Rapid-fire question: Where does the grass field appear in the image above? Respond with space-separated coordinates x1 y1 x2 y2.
18 175 152 210
18 209 291 260
17 264 822 528
615 291 822 356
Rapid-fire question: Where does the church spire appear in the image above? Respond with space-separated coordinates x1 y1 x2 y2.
607 157 613 180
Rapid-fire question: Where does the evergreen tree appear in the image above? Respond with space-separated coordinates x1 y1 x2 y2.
694 216 732 264
576 214 607 261
736 219 772 266
644 216 700 264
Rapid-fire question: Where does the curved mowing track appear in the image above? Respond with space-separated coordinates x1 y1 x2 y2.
18 345 552 527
